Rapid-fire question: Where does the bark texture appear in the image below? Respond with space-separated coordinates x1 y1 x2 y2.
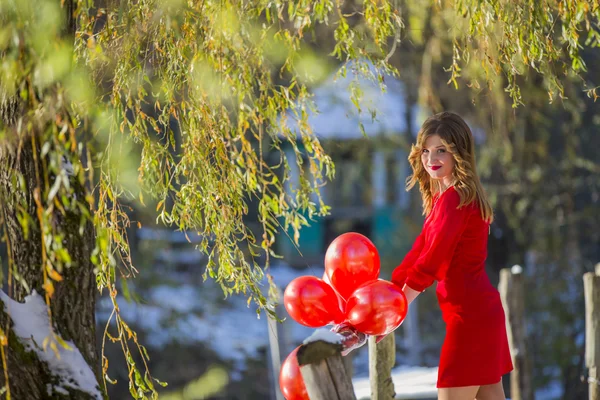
0 2 100 397
0 132 100 400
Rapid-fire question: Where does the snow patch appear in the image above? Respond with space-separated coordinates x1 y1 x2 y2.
302 329 343 345
511 264 523 274
53 385 70 395
0 290 102 399
149 284 198 313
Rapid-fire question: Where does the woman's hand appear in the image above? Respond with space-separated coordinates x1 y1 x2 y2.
402 284 420 305
375 284 418 344
331 322 368 356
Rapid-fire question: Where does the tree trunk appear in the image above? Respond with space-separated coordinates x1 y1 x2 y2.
0 136 100 399
0 1 100 397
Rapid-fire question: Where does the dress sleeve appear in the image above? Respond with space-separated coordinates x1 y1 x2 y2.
404 190 470 292
391 230 425 288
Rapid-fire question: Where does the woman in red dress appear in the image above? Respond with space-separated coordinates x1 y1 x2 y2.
391 112 513 400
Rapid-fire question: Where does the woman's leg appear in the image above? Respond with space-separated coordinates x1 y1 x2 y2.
475 380 506 400
438 385 480 400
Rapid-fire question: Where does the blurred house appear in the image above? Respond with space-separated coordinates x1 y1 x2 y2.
276 60 423 266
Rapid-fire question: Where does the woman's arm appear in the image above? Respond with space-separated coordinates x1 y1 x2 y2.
403 190 470 292
391 230 426 288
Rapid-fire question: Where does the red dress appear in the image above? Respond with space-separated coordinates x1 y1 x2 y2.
391 187 513 388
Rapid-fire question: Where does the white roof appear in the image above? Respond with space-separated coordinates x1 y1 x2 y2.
283 60 423 140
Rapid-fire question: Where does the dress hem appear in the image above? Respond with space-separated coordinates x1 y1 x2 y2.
436 368 513 389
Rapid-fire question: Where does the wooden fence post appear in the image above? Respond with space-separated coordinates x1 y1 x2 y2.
584 263 600 400
298 340 357 400
368 334 396 400
499 265 533 400
342 348 354 378
267 292 285 400
403 298 422 365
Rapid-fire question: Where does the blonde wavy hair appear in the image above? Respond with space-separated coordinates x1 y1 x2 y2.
406 111 494 223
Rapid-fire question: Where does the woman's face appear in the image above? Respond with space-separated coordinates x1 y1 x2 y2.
421 134 455 186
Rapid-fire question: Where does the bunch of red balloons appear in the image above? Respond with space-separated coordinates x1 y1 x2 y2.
279 232 408 400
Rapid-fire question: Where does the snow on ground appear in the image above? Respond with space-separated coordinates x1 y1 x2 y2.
96 263 321 375
0 290 102 399
353 366 438 399
148 284 198 313
353 366 565 400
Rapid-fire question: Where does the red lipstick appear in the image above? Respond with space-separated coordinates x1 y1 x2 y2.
430 166 441 171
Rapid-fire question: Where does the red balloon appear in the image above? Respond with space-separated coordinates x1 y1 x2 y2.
324 232 380 300
345 279 408 336
279 347 308 400
284 276 344 327
322 272 347 314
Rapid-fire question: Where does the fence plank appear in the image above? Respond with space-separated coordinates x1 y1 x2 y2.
369 334 396 400
499 266 533 400
584 263 600 400
298 340 357 400
267 312 284 400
